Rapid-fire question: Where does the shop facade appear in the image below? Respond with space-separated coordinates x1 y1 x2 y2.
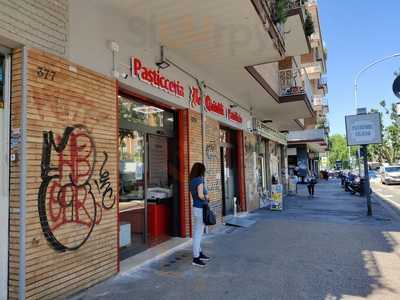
3 44 251 298
0 1 315 298
245 120 288 211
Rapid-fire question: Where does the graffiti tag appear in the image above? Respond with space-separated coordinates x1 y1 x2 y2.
38 125 115 252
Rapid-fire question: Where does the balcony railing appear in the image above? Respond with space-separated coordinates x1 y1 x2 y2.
279 67 313 101
251 0 286 56
302 61 322 74
318 77 328 89
313 95 327 106
288 0 306 10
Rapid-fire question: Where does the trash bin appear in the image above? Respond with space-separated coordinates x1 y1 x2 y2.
359 178 365 196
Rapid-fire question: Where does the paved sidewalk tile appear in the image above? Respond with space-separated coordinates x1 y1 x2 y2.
71 180 400 300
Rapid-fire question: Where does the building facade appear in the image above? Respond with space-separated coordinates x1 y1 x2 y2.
0 0 328 299
286 0 330 177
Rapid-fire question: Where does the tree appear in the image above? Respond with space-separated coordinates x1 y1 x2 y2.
368 100 400 163
328 134 357 169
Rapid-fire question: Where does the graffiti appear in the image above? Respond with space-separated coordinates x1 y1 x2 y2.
94 151 116 209
38 125 115 252
206 141 217 161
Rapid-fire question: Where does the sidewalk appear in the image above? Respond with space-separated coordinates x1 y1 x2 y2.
71 180 400 300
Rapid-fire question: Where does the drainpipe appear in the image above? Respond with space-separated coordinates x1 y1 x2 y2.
19 47 28 300
196 79 206 164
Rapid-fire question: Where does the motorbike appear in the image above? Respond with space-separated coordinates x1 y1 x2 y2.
345 175 372 196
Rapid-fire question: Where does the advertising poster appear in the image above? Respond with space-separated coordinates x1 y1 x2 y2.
271 184 283 211
288 176 298 195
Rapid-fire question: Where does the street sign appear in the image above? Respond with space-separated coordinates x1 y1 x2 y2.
393 75 400 99
345 113 382 146
396 102 400 116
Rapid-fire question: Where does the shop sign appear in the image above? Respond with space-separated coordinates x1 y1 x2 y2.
189 86 243 124
255 120 287 145
131 57 185 98
345 112 382 146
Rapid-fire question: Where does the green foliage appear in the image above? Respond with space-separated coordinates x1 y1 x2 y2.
368 99 400 163
304 10 315 36
274 0 289 24
328 134 357 169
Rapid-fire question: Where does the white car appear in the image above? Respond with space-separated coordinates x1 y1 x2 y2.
380 166 400 185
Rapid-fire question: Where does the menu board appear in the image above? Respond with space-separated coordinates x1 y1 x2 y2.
148 135 168 187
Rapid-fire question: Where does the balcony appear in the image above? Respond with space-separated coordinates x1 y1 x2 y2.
318 77 328 94
251 0 286 56
287 128 329 152
313 95 329 115
279 67 313 105
301 61 323 80
283 0 311 56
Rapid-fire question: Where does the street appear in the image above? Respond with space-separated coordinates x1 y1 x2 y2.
72 180 400 300
372 181 400 211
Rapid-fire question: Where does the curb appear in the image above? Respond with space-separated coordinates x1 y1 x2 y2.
372 190 400 222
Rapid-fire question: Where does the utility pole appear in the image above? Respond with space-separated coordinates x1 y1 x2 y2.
362 145 372 216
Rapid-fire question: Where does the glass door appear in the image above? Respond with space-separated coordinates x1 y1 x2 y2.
118 94 178 260
119 129 149 259
220 128 237 216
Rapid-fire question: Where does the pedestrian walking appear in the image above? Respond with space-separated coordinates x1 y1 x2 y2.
189 162 211 267
306 171 317 197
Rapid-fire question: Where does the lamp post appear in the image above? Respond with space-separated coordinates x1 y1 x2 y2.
354 53 400 111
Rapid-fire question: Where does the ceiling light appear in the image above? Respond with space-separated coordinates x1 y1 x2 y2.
156 45 170 69
133 105 164 114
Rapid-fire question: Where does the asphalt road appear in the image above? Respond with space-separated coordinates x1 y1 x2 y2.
372 181 400 207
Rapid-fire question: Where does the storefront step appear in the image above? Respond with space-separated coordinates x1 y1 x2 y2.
120 237 191 274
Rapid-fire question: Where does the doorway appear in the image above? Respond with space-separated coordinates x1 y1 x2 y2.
220 127 238 216
0 49 11 300
118 94 180 260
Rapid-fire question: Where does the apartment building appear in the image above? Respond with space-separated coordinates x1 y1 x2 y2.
284 0 330 178
0 0 327 298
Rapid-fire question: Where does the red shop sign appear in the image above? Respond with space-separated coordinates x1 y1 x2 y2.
131 57 185 98
189 86 242 123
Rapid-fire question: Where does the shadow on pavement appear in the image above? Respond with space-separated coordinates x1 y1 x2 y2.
71 180 400 300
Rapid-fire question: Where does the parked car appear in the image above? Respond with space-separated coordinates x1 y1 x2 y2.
379 165 400 185
368 170 379 182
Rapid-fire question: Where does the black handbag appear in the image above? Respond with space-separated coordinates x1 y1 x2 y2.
203 203 216 225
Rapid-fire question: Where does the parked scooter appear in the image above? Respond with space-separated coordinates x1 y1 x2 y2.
347 176 362 195
344 175 372 196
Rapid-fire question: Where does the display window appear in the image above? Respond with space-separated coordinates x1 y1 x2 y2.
118 93 180 260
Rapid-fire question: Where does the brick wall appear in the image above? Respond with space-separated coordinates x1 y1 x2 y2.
204 117 223 222
244 133 259 212
0 0 68 56
188 112 223 224
301 51 314 64
9 48 118 299
278 57 293 70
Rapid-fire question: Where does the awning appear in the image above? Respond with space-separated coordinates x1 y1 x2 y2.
254 119 287 145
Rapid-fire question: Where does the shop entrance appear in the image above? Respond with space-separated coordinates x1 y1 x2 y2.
220 127 238 216
0 50 10 299
118 94 180 261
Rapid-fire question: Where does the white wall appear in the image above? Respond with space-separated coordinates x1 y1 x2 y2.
0 0 68 55
0 53 10 300
68 0 251 131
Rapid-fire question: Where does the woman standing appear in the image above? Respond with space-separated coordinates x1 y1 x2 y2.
190 162 211 267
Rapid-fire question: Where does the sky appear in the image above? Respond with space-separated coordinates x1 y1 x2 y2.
318 0 400 135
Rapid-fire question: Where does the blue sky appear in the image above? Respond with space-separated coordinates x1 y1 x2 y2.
318 0 400 134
